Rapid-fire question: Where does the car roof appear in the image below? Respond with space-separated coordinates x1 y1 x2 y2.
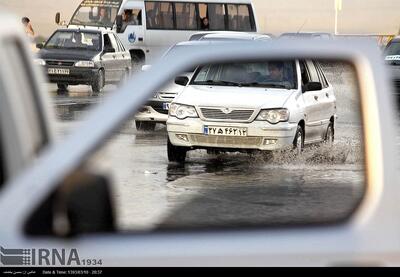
189 31 251 40
280 32 333 37
58 28 103 34
200 33 271 41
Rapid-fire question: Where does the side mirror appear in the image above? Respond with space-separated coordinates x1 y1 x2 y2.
55 12 61 25
175 76 189 86
104 47 116 53
25 171 115 237
116 15 123 33
36 43 44 49
141 64 152 71
303 81 322 92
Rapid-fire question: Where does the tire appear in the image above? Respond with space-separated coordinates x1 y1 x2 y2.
293 125 304 154
167 138 187 163
56 84 68 95
91 70 104 95
135 121 156 131
324 122 334 146
131 55 144 73
57 83 68 90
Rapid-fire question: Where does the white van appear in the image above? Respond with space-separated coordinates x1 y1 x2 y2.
66 0 258 64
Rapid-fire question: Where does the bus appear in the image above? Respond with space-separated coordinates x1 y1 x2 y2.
67 0 258 64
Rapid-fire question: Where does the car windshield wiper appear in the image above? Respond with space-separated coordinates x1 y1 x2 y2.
239 82 291 89
198 80 243 86
45 45 61 49
261 83 291 89
64 46 86 50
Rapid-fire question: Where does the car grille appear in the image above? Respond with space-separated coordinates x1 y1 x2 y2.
200 108 254 121
158 92 177 101
46 60 75 67
189 134 262 148
153 107 169 115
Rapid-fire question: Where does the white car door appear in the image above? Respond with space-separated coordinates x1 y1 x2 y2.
301 60 325 142
314 61 336 138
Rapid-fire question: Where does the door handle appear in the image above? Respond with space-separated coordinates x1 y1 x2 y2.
138 37 143 42
314 95 319 101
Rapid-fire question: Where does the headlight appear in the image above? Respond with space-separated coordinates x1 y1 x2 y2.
169 103 198 119
75 61 95 68
34 59 46 66
256 109 289 124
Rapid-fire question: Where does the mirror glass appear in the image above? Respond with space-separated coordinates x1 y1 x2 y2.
50 57 365 233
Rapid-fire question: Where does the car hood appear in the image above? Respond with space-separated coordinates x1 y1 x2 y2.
174 85 296 109
39 48 100 61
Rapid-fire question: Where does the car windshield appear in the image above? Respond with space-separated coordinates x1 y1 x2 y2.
191 61 298 89
45 31 101 51
69 0 122 28
385 41 400 56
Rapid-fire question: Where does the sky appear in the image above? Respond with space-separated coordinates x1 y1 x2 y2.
0 0 399 38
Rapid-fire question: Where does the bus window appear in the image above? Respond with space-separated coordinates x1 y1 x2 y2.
145 1 174 30
227 4 252 31
198 3 226 31
175 2 198 30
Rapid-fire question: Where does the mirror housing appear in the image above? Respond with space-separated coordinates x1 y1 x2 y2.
116 15 123 33
55 12 61 25
303 81 322 92
175 76 189 86
36 43 44 49
25 171 115 237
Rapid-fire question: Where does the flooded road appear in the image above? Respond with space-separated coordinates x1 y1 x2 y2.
52 64 366 232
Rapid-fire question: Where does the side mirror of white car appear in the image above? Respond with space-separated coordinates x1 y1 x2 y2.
174 76 189 86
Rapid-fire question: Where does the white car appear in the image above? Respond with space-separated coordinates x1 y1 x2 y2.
167 59 336 162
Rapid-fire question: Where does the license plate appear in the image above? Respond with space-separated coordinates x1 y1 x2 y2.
48 68 70 75
203 126 248 137
163 103 170 110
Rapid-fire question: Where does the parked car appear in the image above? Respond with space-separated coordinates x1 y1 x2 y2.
36 28 131 95
166 59 336 162
384 36 400 94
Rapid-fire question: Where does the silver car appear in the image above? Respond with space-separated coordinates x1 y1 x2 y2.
167 60 336 162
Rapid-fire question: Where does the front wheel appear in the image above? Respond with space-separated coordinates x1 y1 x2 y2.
293 125 304 154
131 55 144 73
167 138 187 163
324 122 334 146
57 84 68 95
91 70 105 95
